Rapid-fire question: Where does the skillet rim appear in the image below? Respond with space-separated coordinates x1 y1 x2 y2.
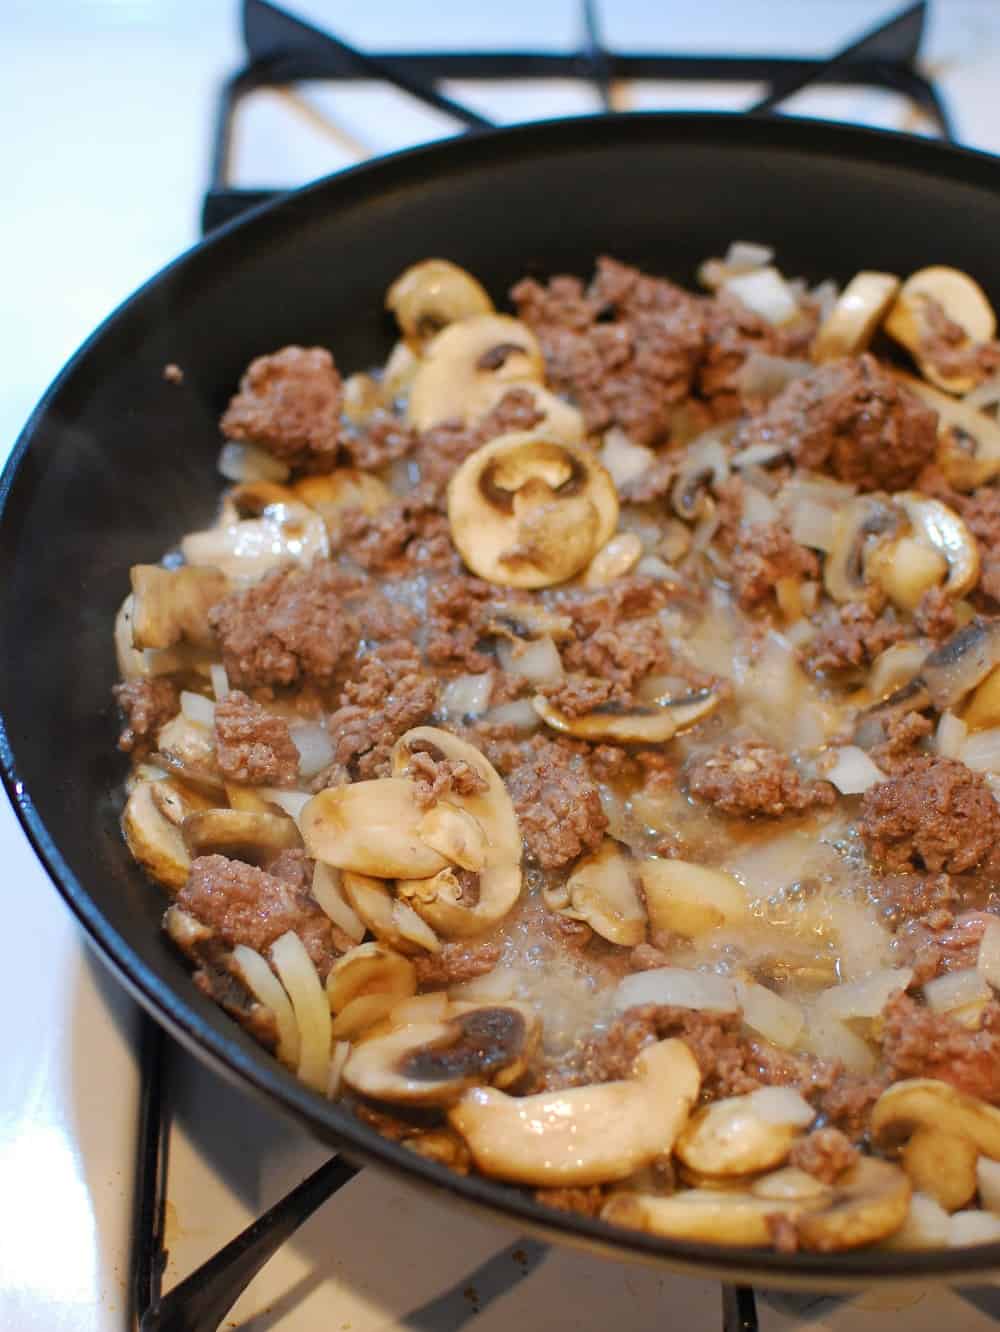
6 109 1000 1285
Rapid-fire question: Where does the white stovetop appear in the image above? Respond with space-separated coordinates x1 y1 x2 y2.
6 3 1000 1328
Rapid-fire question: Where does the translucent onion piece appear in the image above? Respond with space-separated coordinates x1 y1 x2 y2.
724 268 799 325
311 862 366 944
440 672 492 721
798 1011 876 1076
949 1210 1000 1247
935 711 968 760
883 1193 951 1250
978 917 1000 990
747 1086 814 1128
232 944 300 1069
270 931 331 1092
961 727 1000 774
615 968 739 1014
736 351 811 401
963 373 1000 411
290 722 334 779
210 663 230 701
180 690 215 728
735 981 803 1050
496 635 563 684
217 441 290 484
258 788 312 821
483 699 539 731
725 241 775 271
599 428 656 489
825 745 884 795
814 968 913 1021
924 967 990 1014
326 1040 352 1099
868 642 927 701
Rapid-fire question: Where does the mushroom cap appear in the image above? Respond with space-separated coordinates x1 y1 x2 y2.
339 871 441 955
921 617 1000 711
326 941 417 1014
823 495 903 604
563 839 646 947
447 432 618 589
812 271 901 363
300 777 450 880
386 259 494 349
602 1188 809 1246
129 564 228 651
407 314 544 431
899 370 1000 490
449 1037 701 1187
639 858 748 940
475 379 585 445
886 266 996 394
342 1003 537 1106
392 727 522 938
181 807 302 864
154 714 224 793
794 1157 912 1253
896 491 979 601
123 781 191 891
901 1126 978 1213
675 1088 813 1178
533 686 719 744
872 1077 1000 1161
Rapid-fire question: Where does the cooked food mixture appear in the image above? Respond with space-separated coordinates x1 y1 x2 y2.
115 247 1000 1253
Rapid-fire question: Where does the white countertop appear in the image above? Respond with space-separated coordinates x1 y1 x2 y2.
6 3 1000 1329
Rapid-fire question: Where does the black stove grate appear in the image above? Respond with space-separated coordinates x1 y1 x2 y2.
134 3 952 1328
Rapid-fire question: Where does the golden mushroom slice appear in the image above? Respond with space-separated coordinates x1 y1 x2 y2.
342 1003 537 1107
675 1087 815 1179
876 492 979 606
293 469 391 539
583 532 643 588
900 1127 978 1213
449 1038 701 1187
823 494 904 604
326 941 417 1039
129 564 228 650
603 1188 815 1246
154 713 224 793
407 314 544 430
150 778 216 827
182 808 302 863
340 872 441 955
533 685 719 744
899 370 1000 490
812 271 900 362
795 1158 912 1253
561 839 646 947
639 859 748 940
476 378 585 445
392 728 522 938
123 781 191 891
386 259 494 350
448 432 618 589
300 777 449 880
886 266 996 394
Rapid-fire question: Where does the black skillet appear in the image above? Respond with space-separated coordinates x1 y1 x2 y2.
5 112 1000 1290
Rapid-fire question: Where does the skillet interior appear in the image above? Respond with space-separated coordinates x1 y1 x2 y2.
6 112 1000 1287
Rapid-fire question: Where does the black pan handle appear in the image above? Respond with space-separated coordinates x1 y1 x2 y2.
138 1154 358 1332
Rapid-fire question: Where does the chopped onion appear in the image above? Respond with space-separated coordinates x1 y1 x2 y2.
232 944 300 1069
484 699 539 731
217 440 290 484
326 1040 351 1099
815 968 913 1021
259 788 312 821
949 1210 1000 1247
978 916 1000 989
724 240 775 271
962 727 1000 774
788 496 835 553
451 966 517 1003
810 278 840 325
736 351 812 400
963 373 1000 411
634 554 678 580
868 642 927 701
935 710 968 760
978 1158 1000 1214
730 442 789 470
496 635 563 684
311 862 365 944
614 967 739 1014
824 746 884 795
330 992 398 1040
210 663 230 702
798 1010 876 1075
390 992 451 1025
924 967 990 1014
290 722 334 779
884 1193 951 1250
441 672 492 721
735 981 804 1050
180 690 215 728
599 428 657 488
270 931 331 1093
724 268 800 326
747 1086 814 1128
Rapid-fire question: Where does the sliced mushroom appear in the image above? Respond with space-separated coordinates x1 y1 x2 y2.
340 872 441 955
485 601 574 644
872 1078 1000 1169
867 536 948 612
603 1188 812 1246
812 271 900 363
921 617 1000 710
900 1126 978 1213
123 781 191 891
381 339 420 403
751 1166 831 1203
392 728 522 938
293 469 391 539
886 266 996 394
182 808 302 863
129 564 227 650
326 941 417 1014
386 259 494 349
533 686 719 744
963 665 1000 731
150 778 216 827
639 859 748 939
795 1157 912 1253
407 314 544 431
675 1088 814 1178
899 371 1000 490
448 432 618 589
475 378 584 445
449 1038 701 1187
561 839 646 946
416 803 488 872
300 778 449 880
154 713 224 793
115 595 147 681
343 1003 537 1106
895 492 979 601
824 495 903 603
583 532 643 588
181 488 328 580
671 436 730 522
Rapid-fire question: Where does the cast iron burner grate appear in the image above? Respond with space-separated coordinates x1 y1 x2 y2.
135 3 949 1327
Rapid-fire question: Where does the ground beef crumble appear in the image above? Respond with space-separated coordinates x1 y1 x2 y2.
213 690 300 786
114 678 179 753
220 346 343 470
686 739 835 817
340 482 454 573
729 521 819 612
880 992 1000 1104
408 746 488 808
323 644 439 781
803 600 908 675
788 1128 859 1183
959 486 1000 603
507 746 607 869
413 941 501 989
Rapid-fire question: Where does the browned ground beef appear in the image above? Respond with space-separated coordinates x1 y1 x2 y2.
866 872 959 929
323 644 439 782
915 585 958 640
413 388 546 495
802 601 908 675
413 941 501 988
408 746 488 808
220 346 343 470
960 486 1000 603
859 756 1000 873
340 412 415 472
209 561 360 689
881 992 1000 1104
507 748 607 869
686 739 835 816
262 846 314 892
729 522 819 612
213 690 300 786
917 296 1000 386
869 710 934 772
788 1128 859 1183
175 853 344 978
735 354 939 491
424 575 494 673
114 678 179 753
541 674 618 718
340 482 454 573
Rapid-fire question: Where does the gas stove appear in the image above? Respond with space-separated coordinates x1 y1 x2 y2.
7 2 1000 1329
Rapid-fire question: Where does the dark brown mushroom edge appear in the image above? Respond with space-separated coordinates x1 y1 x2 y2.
115 249 1000 1253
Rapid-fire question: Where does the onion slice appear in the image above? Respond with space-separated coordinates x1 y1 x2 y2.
311 862 366 944
978 916 1000 990
270 931 332 1092
232 944 300 1069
